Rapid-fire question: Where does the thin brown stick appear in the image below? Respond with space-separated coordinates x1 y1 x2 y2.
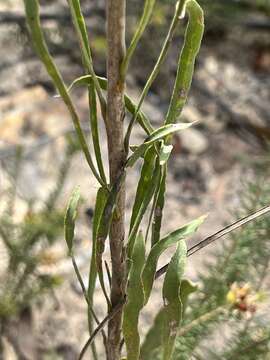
78 297 126 360
155 204 270 279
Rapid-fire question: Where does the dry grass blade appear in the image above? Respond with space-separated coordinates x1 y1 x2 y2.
155 204 270 279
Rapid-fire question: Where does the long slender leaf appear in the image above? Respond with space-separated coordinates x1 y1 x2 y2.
88 81 107 183
67 0 106 115
162 241 187 360
126 123 193 168
88 187 108 325
151 166 167 247
127 150 161 258
129 147 156 233
165 0 204 124
121 0 157 78
142 214 207 305
64 186 81 253
123 232 146 360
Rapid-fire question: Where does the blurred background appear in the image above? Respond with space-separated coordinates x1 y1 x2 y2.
0 0 270 359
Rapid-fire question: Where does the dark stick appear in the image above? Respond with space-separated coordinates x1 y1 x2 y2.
78 297 126 360
155 204 270 280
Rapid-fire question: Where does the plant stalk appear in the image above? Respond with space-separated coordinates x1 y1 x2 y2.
106 1 127 359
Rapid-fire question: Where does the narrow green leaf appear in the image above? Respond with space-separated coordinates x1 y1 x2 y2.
127 123 193 168
123 232 146 360
127 149 161 259
151 166 167 247
165 0 204 125
88 81 107 183
88 187 108 316
64 186 81 253
162 241 187 360
67 75 154 135
140 307 164 360
67 0 106 114
129 147 156 233
121 0 157 78
142 214 207 305
140 277 197 360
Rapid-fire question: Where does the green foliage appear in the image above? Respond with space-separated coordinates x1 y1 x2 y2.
31 1 270 360
22 0 270 358
142 215 206 305
0 137 78 320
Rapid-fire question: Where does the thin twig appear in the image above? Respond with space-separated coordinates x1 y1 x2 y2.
71 254 108 348
105 260 112 288
155 204 270 279
78 297 126 360
71 255 100 325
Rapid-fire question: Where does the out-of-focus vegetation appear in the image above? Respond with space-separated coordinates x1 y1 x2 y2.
0 135 79 321
146 151 270 359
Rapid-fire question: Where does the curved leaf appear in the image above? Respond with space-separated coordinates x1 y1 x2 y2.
140 278 197 360
127 123 193 168
165 0 204 125
142 214 207 305
66 75 153 135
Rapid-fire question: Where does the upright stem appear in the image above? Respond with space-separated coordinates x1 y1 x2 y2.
106 1 126 359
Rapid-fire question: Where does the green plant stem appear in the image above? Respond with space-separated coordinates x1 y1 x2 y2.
71 254 100 325
23 0 107 189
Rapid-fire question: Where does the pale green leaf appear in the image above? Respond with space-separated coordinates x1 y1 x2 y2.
127 148 160 258
162 241 187 360
165 0 204 125
159 143 173 165
142 214 207 305
64 186 81 253
123 232 146 360
127 123 193 168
